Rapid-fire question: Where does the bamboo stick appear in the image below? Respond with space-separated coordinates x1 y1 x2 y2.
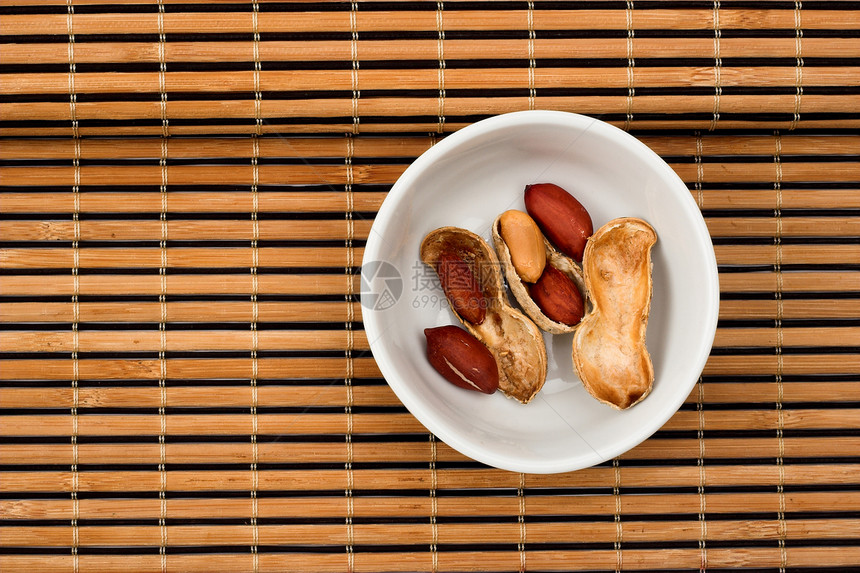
6 188 860 216
629 119 860 131
7 0 254 4
0 408 856 439
1 353 853 381
11 118 860 138
706 217 860 238
0 329 373 352
699 189 860 210
0 164 405 186
438 547 860 572
0 554 346 573
3 187 859 216
506 463 859 489
715 326 860 347
2 297 853 324
3 37 859 65
720 299 860 320
3 325 857 353
5 67 860 95
0 301 363 323
703 354 860 376
664 409 860 432
1 272 854 298
624 436 860 460
0 412 422 437
5 93 860 123
5 243 853 269
0 247 366 269
0 274 360 296
0 357 384 380
0 440 465 466
4 517 859 547
0 137 431 161
2 377 858 412
712 244 860 266
0 385 397 411
687 381 860 404
5 10 859 36
0 123 476 137
2 161 856 190
3 217 856 242
2 135 859 162
1 547 858 573
1 433 857 467
0 192 388 213
675 161 860 184
718 272 860 293
4 491 858 522
643 135 860 157
1 464 858 494
0 219 375 242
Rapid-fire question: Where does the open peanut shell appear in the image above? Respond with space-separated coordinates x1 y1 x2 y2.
491 215 589 335
421 226 547 404
572 217 658 410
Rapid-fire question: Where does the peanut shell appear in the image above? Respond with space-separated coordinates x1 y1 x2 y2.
421 227 547 404
492 214 589 335
572 217 658 410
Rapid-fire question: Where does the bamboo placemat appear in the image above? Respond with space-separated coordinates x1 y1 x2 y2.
2 2 860 572
3 1 860 134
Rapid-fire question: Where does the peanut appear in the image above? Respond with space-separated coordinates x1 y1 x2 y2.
424 325 499 394
498 210 546 283
435 251 486 325
422 227 548 403
527 264 585 326
524 183 593 262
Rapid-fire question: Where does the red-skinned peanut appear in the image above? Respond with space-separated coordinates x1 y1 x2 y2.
527 265 585 326
424 325 499 394
435 251 486 325
524 183 593 262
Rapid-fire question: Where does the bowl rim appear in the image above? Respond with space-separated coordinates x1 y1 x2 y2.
361 110 720 473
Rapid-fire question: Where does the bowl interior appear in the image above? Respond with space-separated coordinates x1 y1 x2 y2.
362 111 718 473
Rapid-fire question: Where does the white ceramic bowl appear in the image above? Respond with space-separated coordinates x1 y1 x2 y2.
361 110 718 474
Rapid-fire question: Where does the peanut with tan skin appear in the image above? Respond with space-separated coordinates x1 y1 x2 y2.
498 210 546 283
